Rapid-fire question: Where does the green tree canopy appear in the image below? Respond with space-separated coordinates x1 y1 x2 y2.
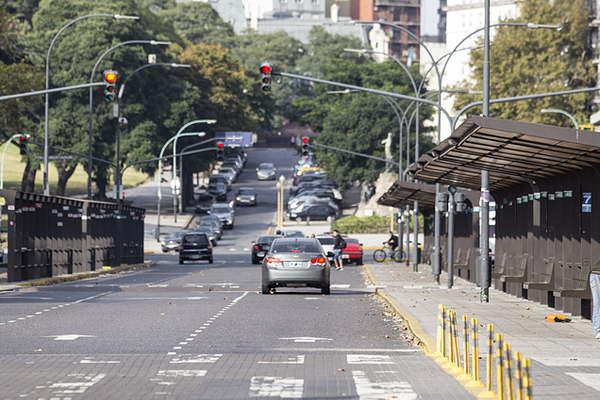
454 0 595 127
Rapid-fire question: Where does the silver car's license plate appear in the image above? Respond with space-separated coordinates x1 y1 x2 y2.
283 261 307 268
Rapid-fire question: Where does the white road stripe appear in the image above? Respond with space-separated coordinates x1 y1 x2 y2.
80 359 120 364
169 354 222 364
258 355 305 365
537 357 600 367
279 337 333 343
48 373 106 395
331 284 351 289
565 373 600 392
249 376 303 398
347 355 395 365
352 370 417 400
157 370 207 377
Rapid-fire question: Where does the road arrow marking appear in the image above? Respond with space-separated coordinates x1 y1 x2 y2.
347 355 395 365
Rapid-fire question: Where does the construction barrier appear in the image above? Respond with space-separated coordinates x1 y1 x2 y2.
436 304 533 399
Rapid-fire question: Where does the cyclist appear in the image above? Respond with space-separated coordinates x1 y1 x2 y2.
387 230 399 253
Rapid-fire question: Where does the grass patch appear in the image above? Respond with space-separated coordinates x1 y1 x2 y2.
332 215 396 234
1 145 149 195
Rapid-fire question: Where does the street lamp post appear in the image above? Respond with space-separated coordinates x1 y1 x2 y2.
171 119 216 221
178 138 220 213
541 107 579 131
43 12 139 196
156 132 205 241
86 40 172 198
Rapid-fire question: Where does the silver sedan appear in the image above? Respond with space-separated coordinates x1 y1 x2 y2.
261 238 330 295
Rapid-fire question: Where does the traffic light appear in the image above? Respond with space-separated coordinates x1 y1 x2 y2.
259 62 272 91
301 136 310 157
216 141 224 161
18 134 29 155
103 69 118 102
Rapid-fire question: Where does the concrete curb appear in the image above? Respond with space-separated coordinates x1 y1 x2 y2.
363 264 486 399
13 261 153 288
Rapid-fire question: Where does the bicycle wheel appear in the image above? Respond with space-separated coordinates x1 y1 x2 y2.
392 250 403 262
373 249 387 263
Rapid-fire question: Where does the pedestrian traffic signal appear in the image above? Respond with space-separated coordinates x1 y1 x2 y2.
259 62 272 91
18 134 29 155
301 136 310 157
216 141 224 161
103 69 118 102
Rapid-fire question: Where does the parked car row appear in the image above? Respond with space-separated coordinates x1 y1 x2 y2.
160 148 252 264
286 159 343 222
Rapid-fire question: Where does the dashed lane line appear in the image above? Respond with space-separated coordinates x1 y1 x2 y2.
0 291 111 327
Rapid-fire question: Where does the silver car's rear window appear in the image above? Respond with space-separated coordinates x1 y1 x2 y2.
271 240 321 253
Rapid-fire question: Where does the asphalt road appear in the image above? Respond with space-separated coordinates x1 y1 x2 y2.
0 148 471 399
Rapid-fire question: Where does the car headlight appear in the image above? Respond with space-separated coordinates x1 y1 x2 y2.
236 196 241 201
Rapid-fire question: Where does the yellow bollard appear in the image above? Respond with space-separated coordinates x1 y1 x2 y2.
504 343 515 400
437 304 446 357
447 309 455 364
487 324 494 392
472 317 480 382
524 358 532 400
496 333 505 400
515 352 524 400
452 310 460 368
462 315 470 375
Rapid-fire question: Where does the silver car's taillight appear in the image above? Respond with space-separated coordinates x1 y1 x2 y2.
264 256 283 268
310 256 327 267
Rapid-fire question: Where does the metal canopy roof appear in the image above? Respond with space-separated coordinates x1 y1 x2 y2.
378 180 437 208
409 117 600 191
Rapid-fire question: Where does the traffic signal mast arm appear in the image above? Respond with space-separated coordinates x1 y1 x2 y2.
0 82 106 102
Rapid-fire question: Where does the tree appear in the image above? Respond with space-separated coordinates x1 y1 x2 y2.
454 0 595 127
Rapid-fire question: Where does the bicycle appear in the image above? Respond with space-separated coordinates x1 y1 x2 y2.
373 243 403 263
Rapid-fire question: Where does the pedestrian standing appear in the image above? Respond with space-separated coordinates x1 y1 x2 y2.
332 230 346 271
590 266 600 339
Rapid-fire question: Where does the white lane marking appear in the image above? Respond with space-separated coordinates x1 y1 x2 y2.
157 370 207 377
249 376 304 398
258 355 305 365
304 297 320 300
272 348 419 353
157 381 175 386
229 248 236 251
167 352 176 355
80 358 120 364
537 357 600 367
331 284 351 289
169 354 222 364
347 355 395 365
146 283 169 288
243 248 250 251
235 260 245 264
352 370 417 400
178 342 187 345
44 334 95 341
48 373 105 395
565 373 600 392
279 337 333 343
184 284 204 288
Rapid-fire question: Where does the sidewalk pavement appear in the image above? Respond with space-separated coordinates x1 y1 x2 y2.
366 263 600 399
143 213 195 254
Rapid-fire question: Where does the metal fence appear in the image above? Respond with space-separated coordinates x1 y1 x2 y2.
1 189 144 282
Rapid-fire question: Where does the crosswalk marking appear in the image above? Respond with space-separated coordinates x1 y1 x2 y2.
352 370 417 400
258 355 305 365
169 354 222 364
157 370 207 377
249 376 304 398
347 355 395 365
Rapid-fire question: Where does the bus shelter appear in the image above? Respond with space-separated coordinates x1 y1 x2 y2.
408 116 600 318
378 180 480 281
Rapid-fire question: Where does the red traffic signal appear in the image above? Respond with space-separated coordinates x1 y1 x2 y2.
259 62 272 91
217 142 224 149
301 136 310 156
18 134 29 155
302 136 309 144
103 69 118 102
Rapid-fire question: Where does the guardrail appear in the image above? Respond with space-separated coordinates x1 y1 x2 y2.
436 304 533 400
1 189 144 282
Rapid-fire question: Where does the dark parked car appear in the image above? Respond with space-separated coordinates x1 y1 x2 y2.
179 233 213 264
292 204 336 221
251 235 278 264
160 231 185 253
209 174 231 192
194 193 214 215
207 181 227 201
